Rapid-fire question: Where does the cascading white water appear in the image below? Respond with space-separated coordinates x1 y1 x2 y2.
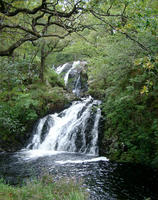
27 96 101 155
62 61 80 86
27 117 47 149
26 61 102 157
55 63 70 75
88 101 101 155
73 75 81 97
55 61 87 96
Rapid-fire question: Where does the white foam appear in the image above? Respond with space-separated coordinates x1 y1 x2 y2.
19 149 64 160
55 157 109 164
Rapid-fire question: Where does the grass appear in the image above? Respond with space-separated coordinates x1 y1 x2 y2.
0 175 88 200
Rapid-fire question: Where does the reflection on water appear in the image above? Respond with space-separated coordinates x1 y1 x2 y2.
0 151 158 200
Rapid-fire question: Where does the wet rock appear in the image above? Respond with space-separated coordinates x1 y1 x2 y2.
41 115 54 143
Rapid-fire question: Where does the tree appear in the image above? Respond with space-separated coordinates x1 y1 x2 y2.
1 0 151 57
39 38 69 82
0 0 87 56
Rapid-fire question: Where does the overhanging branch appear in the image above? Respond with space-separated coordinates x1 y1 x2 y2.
0 0 46 16
0 36 38 56
90 11 150 53
0 0 83 56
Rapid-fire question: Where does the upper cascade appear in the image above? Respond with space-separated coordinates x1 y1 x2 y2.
55 61 88 97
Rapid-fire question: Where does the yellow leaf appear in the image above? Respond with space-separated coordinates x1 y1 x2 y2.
140 86 149 94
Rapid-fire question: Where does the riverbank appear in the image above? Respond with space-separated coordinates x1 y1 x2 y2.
0 175 87 200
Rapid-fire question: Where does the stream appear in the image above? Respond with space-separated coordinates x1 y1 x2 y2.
0 61 158 200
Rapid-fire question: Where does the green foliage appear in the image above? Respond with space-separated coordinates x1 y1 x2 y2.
0 55 69 151
86 31 158 166
0 176 87 200
46 69 65 87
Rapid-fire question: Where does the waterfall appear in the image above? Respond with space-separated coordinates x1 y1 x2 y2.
55 61 87 96
26 61 101 156
27 97 101 155
63 61 80 86
73 75 81 97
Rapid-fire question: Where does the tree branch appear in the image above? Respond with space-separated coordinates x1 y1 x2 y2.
0 24 40 37
0 36 38 56
0 0 46 16
90 11 150 52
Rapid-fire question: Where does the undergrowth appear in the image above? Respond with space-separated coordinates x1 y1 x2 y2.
0 175 88 200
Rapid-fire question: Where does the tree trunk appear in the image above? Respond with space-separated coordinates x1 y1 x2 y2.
40 42 46 83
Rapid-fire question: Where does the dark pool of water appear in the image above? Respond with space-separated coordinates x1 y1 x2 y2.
0 151 158 200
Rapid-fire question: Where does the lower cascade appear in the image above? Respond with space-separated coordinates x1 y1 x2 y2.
27 96 101 155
